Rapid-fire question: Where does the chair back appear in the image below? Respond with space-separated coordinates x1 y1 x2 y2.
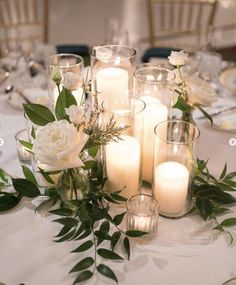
147 0 218 51
0 0 49 56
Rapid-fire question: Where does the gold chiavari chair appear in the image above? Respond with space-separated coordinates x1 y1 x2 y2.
146 0 218 52
0 0 49 57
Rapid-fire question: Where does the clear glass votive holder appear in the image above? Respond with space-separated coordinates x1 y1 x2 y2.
46 53 84 108
15 129 32 165
134 65 176 185
101 97 145 200
90 45 136 105
126 194 159 244
153 120 200 219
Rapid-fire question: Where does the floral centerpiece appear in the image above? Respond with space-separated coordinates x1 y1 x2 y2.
0 72 148 284
168 50 217 124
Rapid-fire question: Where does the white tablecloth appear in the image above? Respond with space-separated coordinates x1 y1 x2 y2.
0 95 236 285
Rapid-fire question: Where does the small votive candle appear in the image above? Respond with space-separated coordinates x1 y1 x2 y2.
15 129 32 165
126 194 159 244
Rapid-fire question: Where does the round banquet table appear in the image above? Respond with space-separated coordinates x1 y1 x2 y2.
0 95 236 285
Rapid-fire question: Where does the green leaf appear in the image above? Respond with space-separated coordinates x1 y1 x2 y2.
71 240 93 253
225 172 236 180
216 182 235 192
221 218 236 227
0 169 9 182
50 208 73 216
213 207 230 216
95 230 111 241
88 145 99 158
23 103 55 126
126 230 148 237
38 169 55 185
97 264 118 284
53 217 78 228
73 270 93 284
55 226 71 238
75 230 91 240
55 228 76 242
173 95 189 112
77 205 90 222
99 221 110 233
0 193 21 211
31 126 36 139
196 105 213 126
70 257 94 273
72 223 85 239
97 248 124 260
35 197 57 213
55 87 77 120
12 178 41 198
19 140 33 150
22 165 37 185
195 197 214 220
113 212 126 226
110 193 127 202
83 160 97 170
110 231 121 250
220 163 227 180
123 237 130 260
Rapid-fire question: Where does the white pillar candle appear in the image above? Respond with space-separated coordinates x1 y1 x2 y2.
140 95 168 182
105 135 140 199
154 161 189 215
96 67 128 104
134 216 151 232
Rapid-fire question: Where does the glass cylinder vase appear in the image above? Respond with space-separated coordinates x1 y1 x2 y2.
101 97 145 200
57 168 89 208
90 45 136 106
134 65 175 185
153 120 200 218
46 53 84 108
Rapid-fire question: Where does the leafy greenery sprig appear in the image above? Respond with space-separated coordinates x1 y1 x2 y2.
192 159 236 244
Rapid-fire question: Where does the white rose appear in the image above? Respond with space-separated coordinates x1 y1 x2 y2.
168 50 188 66
185 75 217 106
33 120 89 171
65 105 84 124
62 72 81 90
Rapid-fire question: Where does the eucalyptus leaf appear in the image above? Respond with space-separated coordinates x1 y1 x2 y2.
73 270 93 284
23 103 55 126
71 240 93 253
12 178 41 198
22 165 37 185
69 257 94 273
95 230 111 241
97 264 118 284
97 248 124 260
99 221 110 233
78 205 90 222
75 229 91 240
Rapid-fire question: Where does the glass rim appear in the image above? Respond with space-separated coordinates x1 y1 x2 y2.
15 128 27 140
154 119 200 145
101 96 146 115
46 53 84 68
90 44 136 62
134 66 175 85
126 193 159 215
